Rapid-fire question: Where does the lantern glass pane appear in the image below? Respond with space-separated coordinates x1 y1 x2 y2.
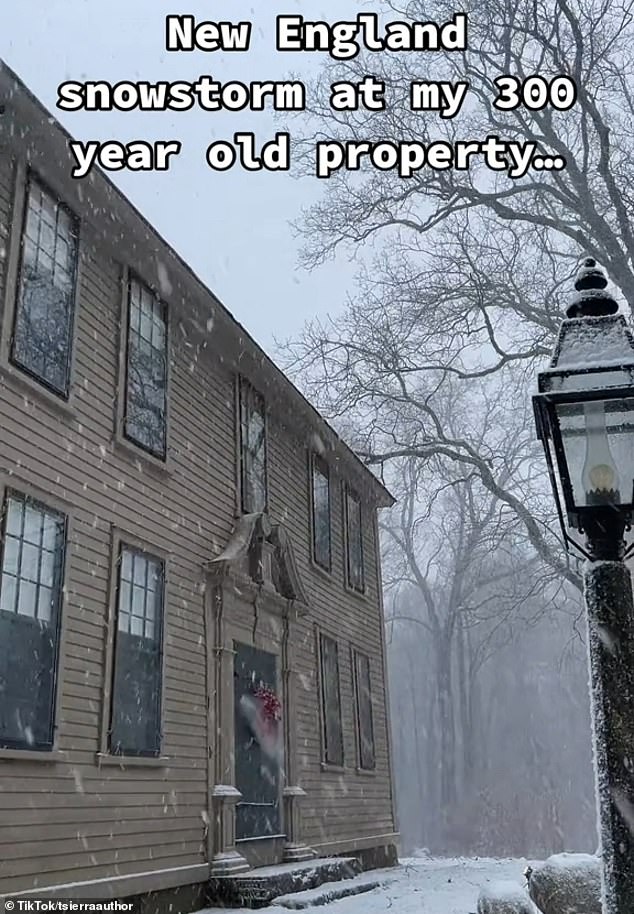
555 397 634 509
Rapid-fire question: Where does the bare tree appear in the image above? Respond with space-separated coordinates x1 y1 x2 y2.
381 452 574 848
284 301 582 589
296 0 634 294
283 0 634 589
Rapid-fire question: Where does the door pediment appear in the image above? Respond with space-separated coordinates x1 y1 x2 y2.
208 513 310 615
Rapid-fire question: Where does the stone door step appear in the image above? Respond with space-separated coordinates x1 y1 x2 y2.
273 873 386 909
208 856 361 908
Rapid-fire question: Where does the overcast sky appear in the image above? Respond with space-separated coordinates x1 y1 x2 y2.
1 0 365 354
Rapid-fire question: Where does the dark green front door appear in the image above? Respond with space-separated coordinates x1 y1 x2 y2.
233 642 282 840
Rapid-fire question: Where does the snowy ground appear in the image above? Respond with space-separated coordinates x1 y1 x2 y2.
200 856 531 913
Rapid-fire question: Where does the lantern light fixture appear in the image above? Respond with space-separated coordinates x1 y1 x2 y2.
533 258 634 560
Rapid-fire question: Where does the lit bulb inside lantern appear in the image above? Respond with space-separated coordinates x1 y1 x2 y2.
588 463 616 492
582 401 620 501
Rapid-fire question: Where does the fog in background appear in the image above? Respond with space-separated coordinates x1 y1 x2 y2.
388 588 596 856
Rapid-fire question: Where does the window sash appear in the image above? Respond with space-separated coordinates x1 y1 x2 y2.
124 278 168 459
11 176 78 397
311 455 331 570
109 545 164 756
0 492 66 750
319 633 343 766
239 378 267 514
354 650 376 770
346 489 365 592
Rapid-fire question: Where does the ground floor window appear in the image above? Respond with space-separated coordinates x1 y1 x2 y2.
0 491 66 750
353 649 376 770
109 545 164 756
319 632 344 766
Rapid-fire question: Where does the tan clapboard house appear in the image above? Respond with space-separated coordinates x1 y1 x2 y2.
0 61 398 905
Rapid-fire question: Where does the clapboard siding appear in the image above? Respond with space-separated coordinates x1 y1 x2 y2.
0 76 396 896
263 410 394 848
0 151 213 891
5 848 204 885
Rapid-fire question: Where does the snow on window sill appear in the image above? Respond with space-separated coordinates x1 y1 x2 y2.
309 554 334 584
343 579 370 603
111 432 173 478
95 752 170 768
0 746 65 762
320 762 346 774
0 362 76 421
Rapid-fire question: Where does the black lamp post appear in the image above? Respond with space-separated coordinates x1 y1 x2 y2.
533 258 634 914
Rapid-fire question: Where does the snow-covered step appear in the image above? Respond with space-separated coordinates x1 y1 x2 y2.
273 872 396 909
208 856 361 907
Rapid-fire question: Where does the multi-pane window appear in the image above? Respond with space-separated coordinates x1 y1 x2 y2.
311 455 331 571
239 377 267 514
0 492 66 750
345 488 365 592
110 546 164 756
12 177 79 396
319 633 343 766
353 650 375 771
125 278 168 458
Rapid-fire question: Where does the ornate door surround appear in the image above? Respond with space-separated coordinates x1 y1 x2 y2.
204 513 315 875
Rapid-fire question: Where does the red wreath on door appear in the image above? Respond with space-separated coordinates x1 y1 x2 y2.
240 684 284 764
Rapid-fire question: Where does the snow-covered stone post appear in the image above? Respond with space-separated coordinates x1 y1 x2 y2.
533 258 634 914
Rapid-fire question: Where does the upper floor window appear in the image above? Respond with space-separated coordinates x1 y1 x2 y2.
311 454 331 571
124 278 168 458
239 377 267 514
345 487 365 592
110 545 164 756
0 491 66 750
319 632 343 767
353 650 376 771
12 177 79 396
